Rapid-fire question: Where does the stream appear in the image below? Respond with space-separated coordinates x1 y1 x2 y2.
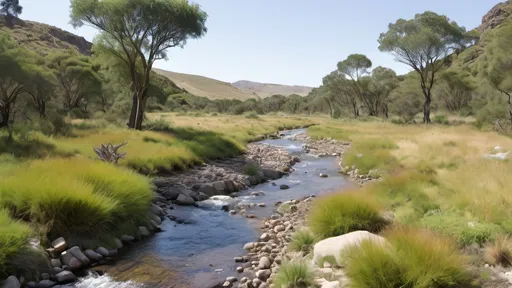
73 129 353 288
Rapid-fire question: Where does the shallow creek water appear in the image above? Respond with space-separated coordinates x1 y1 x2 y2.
74 129 353 288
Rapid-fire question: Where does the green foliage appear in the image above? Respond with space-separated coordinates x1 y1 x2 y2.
0 209 31 277
343 228 472 288
70 0 208 129
39 113 72 136
308 193 388 239
342 138 398 174
0 158 152 239
288 229 316 254
307 125 350 141
432 114 449 125
273 259 316 288
419 212 504 246
244 163 259 176
142 118 172 132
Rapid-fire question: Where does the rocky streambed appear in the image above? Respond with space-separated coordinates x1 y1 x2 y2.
2 129 353 288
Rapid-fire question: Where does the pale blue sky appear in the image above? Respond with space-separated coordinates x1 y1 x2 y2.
20 0 501 86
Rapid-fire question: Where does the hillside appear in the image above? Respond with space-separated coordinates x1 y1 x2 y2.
154 69 260 100
0 16 91 56
232 80 313 98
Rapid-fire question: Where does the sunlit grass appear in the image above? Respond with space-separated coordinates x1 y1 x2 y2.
0 209 31 277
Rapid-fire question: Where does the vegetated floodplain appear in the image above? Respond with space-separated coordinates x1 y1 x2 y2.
301 118 512 285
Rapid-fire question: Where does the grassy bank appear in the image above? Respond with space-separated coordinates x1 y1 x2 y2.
0 114 311 277
297 118 512 285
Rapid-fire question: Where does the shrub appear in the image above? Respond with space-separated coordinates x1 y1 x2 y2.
273 260 316 288
288 229 316 254
0 209 32 277
433 114 450 125
39 114 72 136
142 118 172 132
343 227 472 288
244 163 259 176
244 111 260 119
484 235 512 267
0 158 152 240
308 193 388 239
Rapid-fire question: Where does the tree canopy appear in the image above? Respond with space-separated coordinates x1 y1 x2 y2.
0 0 22 27
378 11 469 123
70 0 208 129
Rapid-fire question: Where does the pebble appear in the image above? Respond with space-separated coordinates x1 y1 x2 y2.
226 276 238 283
236 266 244 273
260 233 271 242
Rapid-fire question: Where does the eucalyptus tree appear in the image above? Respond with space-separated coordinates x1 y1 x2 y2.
378 11 468 123
70 0 208 129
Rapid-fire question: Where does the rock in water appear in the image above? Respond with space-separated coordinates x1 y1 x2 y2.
84 249 103 262
312 231 387 267
37 280 56 288
120 235 135 243
279 184 290 190
319 173 328 178
258 257 271 269
175 194 195 206
55 271 77 283
96 247 109 257
2 276 20 288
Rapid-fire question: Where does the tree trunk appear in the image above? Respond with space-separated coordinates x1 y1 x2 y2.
0 103 11 128
507 93 512 126
128 91 147 130
423 93 432 124
5 14 14 28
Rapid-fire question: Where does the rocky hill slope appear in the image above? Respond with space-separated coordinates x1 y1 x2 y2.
0 16 91 56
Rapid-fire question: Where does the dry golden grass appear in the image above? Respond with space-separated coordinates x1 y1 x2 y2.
154 69 257 100
484 235 512 267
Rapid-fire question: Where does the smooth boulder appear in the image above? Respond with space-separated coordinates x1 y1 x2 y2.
175 194 195 206
84 250 103 262
279 184 289 190
2 276 20 288
55 271 77 284
312 230 387 267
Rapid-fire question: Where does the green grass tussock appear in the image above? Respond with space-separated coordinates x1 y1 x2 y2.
308 192 388 239
273 259 316 288
342 138 398 174
0 158 152 239
307 125 350 141
0 209 32 277
343 227 472 288
288 229 316 254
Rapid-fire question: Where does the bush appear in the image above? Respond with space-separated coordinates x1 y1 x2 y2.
0 158 152 240
244 111 260 119
0 209 31 277
244 163 259 176
142 118 172 132
343 227 472 288
308 193 388 239
288 229 316 254
273 259 316 288
39 114 72 137
432 114 450 125
484 235 512 267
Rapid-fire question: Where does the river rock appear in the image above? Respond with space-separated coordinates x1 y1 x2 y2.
212 181 227 193
108 249 118 257
279 184 289 190
222 281 232 287
252 278 262 287
225 180 237 193
60 252 80 271
67 246 91 266
96 247 109 257
37 280 56 288
84 250 102 262
262 169 282 180
260 233 271 242
312 231 387 267
139 226 150 236
160 186 181 200
55 271 76 284
150 214 162 226
319 173 328 178
41 273 50 280
53 267 63 274
226 276 237 283
150 203 164 216
236 267 244 273
120 235 135 243
198 184 217 196
176 194 195 206
257 203 266 207
229 210 237 215
256 269 271 281
2 276 20 288
258 257 271 269
273 225 285 233
243 242 256 250
51 237 67 253
50 259 62 268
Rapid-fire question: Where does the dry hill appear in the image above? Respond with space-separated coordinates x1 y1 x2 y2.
154 69 260 100
232 80 313 98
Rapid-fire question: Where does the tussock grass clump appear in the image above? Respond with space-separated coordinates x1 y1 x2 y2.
308 193 388 239
244 163 259 176
273 259 316 288
307 125 350 141
343 227 471 288
0 158 152 238
484 235 512 267
342 138 398 174
288 229 316 254
0 209 31 276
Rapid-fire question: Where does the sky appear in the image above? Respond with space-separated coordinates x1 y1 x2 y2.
20 0 502 87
